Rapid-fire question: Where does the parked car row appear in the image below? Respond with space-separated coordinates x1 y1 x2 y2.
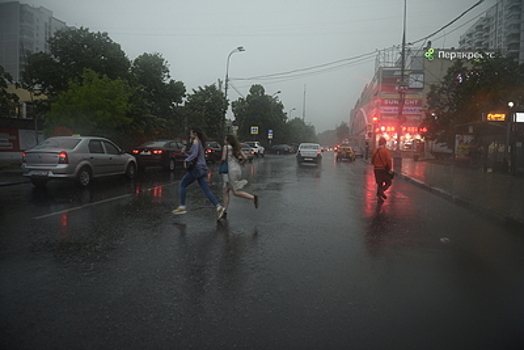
21 136 266 188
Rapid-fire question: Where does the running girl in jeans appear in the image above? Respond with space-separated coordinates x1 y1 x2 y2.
172 127 226 221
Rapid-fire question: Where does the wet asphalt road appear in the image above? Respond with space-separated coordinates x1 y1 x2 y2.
1 153 524 349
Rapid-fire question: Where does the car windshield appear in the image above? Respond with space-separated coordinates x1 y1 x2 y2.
300 144 319 150
35 138 80 149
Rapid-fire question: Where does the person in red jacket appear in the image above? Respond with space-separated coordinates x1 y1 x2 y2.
371 137 393 202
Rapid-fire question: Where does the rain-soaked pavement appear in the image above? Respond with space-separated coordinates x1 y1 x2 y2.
1 153 524 349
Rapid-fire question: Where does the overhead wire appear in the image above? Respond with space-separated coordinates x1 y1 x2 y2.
231 0 488 87
231 50 379 84
410 0 485 45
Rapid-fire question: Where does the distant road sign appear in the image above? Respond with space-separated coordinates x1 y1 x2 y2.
251 126 259 135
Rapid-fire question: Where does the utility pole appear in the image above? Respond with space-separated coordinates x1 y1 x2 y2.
395 0 407 171
302 84 307 120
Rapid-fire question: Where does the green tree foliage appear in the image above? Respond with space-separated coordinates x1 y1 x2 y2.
0 66 19 117
424 56 524 146
129 53 186 142
131 53 185 120
232 84 288 143
24 27 130 99
46 69 132 145
184 84 227 140
285 117 317 144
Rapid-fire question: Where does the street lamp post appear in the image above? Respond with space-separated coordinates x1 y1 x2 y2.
224 46 245 136
224 46 245 110
288 107 296 118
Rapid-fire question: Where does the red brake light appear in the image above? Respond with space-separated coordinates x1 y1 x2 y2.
152 150 164 154
58 151 68 164
131 149 139 154
22 152 26 163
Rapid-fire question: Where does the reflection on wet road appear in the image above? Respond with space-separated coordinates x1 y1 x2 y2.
1 154 524 349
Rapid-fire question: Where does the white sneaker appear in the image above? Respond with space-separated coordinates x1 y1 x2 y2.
216 206 226 221
172 207 187 215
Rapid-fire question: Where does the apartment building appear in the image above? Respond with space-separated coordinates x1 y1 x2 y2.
459 0 524 64
0 1 67 82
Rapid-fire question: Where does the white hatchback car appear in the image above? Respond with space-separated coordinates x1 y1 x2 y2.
22 136 137 187
296 143 322 164
244 141 265 157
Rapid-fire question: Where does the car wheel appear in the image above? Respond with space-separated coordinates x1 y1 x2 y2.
125 163 136 179
168 158 176 172
76 166 92 187
31 178 48 187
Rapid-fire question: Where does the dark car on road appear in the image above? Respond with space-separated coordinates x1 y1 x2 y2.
269 144 296 154
205 141 222 163
22 136 137 187
131 140 186 171
240 143 255 162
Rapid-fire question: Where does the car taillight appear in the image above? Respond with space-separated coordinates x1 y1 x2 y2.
22 152 26 163
152 150 164 154
58 151 68 164
131 149 139 154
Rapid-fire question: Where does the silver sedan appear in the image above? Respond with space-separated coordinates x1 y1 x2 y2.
21 136 137 187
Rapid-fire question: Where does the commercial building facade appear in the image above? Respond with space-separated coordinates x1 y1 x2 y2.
350 0 523 173
349 47 456 153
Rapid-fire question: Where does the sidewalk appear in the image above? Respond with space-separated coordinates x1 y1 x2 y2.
395 157 524 229
0 164 29 186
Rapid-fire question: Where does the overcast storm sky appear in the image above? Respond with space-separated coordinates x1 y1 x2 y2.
28 0 493 133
